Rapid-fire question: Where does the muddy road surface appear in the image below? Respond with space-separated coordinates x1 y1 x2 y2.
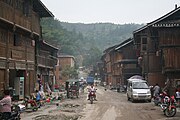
21 86 180 120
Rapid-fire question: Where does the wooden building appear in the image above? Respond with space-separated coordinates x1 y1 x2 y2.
101 38 141 88
102 46 116 87
0 0 53 99
36 40 58 92
133 6 180 95
114 38 141 85
55 55 75 86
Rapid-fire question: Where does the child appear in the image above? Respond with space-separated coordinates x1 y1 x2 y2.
35 90 41 102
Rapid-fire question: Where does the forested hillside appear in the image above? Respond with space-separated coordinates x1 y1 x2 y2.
60 22 143 51
41 18 143 67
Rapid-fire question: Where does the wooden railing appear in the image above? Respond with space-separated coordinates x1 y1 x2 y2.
37 55 57 68
14 10 31 30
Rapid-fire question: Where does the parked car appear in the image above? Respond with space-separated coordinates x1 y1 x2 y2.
127 78 151 102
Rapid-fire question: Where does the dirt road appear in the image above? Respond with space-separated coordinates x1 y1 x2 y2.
21 86 180 120
79 86 180 120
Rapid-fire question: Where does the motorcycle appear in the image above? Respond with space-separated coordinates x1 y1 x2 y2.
160 95 177 117
89 91 96 104
0 104 21 120
69 89 79 99
23 96 38 111
154 91 167 106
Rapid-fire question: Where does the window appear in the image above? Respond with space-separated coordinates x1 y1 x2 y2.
141 37 147 51
14 34 21 46
142 37 147 44
0 29 7 43
142 45 147 51
133 82 149 89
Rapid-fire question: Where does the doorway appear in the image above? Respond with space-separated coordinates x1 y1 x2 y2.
9 70 25 99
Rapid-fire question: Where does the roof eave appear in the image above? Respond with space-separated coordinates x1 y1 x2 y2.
133 6 180 34
33 0 54 18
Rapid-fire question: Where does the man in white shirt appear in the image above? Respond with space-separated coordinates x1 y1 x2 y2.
87 84 97 100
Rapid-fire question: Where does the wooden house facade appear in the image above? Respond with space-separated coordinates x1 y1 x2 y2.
114 38 141 85
102 38 141 88
0 0 53 99
110 46 121 87
133 6 180 95
102 46 115 87
36 40 58 92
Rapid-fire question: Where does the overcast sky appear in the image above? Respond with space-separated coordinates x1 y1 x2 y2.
41 0 180 24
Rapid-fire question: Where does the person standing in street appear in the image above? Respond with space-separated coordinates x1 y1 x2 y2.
153 83 161 97
175 89 180 106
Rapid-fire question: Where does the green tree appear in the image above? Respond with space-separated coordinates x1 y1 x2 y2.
83 46 101 67
41 18 143 68
61 66 78 79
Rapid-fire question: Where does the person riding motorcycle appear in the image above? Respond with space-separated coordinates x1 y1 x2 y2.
87 84 97 100
0 89 12 119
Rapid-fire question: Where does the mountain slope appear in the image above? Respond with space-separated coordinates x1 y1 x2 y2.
41 18 143 66
60 22 143 51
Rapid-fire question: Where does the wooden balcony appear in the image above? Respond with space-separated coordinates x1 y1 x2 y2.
0 1 40 35
37 55 57 68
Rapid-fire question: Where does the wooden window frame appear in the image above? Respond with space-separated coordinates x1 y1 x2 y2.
141 37 147 52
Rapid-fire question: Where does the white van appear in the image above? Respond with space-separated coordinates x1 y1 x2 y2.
126 79 151 102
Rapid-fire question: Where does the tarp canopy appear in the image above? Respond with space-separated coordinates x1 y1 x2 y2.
129 75 144 80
